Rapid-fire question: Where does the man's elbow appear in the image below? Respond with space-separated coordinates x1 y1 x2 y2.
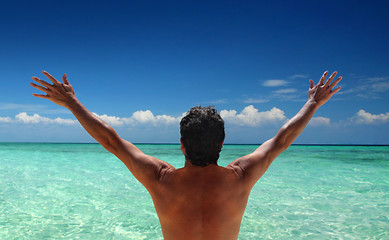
99 127 120 152
97 137 114 152
272 135 290 152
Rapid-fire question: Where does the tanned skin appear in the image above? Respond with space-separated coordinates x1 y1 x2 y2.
31 70 341 240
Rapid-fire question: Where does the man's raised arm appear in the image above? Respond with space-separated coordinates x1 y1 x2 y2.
30 71 174 189
228 71 342 187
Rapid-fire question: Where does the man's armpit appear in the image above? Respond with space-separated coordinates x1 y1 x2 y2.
157 164 175 183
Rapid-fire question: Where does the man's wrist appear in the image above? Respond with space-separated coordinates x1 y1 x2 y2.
306 99 321 110
65 96 80 110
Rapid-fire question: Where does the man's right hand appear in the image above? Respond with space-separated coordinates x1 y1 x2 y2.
30 71 76 109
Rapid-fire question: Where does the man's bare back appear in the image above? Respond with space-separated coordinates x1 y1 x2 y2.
31 70 341 239
151 162 249 240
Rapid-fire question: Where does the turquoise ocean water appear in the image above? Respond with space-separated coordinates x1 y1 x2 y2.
0 143 388 239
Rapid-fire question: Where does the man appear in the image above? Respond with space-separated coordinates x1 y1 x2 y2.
30 70 341 240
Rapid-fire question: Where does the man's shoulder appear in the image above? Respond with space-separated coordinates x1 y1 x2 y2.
224 164 245 179
159 164 240 180
158 164 176 183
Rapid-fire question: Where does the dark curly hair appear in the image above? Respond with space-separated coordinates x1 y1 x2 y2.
180 106 225 166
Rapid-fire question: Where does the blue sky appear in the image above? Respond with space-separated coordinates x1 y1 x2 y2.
0 0 388 144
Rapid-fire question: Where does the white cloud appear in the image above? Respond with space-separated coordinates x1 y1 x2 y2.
243 98 269 104
0 116 12 123
352 110 389 124
15 112 77 125
207 99 228 104
156 115 179 124
220 105 286 126
367 77 387 82
340 76 389 99
93 113 124 126
290 74 308 79
262 79 289 87
309 117 330 126
16 112 47 124
273 88 298 94
129 110 180 125
371 82 389 93
132 110 155 123
93 110 181 126
3 110 181 127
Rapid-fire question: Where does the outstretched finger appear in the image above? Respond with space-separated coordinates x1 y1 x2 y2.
62 73 70 85
30 82 49 93
32 93 49 99
32 76 52 88
318 71 328 85
329 76 342 89
42 71 61 85
330 86 342 96
324 71 338 87
309 79 314 89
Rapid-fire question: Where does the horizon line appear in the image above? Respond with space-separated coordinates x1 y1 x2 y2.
0 142 388 146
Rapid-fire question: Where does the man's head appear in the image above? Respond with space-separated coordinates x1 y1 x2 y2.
180 106 225 167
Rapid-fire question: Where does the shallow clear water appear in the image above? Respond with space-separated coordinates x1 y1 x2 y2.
0 143 388 239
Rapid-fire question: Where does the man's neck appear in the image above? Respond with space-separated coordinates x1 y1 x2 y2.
184 160 219 168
